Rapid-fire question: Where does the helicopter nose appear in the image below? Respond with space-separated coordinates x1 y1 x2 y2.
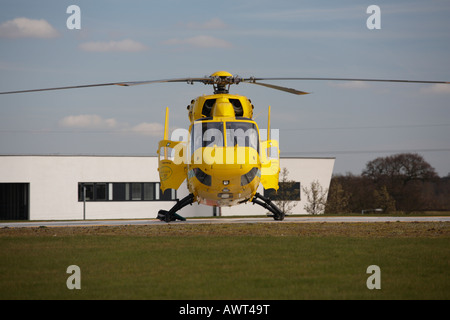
191 163 260 203
208 163 261 190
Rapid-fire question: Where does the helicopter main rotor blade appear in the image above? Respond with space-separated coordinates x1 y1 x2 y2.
246 81 310 95
246 77 450 85
0 82 125 95
240 76 448 95
118 78 210 86
0 78 209 95
1 74 448 95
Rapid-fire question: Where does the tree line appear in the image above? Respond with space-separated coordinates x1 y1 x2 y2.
326 153 450 213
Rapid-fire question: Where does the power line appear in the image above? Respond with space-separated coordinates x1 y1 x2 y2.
281 123 450 131
1 123 449 134
283 148 450 156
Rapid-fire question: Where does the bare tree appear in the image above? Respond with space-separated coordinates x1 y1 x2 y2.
302 180 328 215
363 153 438 184
273 167 299 214
362 153 438 212
328 154 449 213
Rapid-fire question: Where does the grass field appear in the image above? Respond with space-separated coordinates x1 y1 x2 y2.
1 222 449 300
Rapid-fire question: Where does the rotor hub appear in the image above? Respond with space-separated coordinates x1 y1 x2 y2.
208 71 242 94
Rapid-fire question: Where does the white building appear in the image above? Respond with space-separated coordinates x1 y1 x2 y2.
0 155 334 221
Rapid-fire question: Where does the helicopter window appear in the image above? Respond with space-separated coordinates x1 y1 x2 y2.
226 122 259 152
190 121 224 152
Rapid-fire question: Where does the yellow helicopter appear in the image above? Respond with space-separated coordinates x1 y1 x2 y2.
156 71 296 222
1 71 448 222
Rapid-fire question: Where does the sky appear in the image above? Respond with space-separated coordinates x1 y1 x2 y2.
0 0 449 177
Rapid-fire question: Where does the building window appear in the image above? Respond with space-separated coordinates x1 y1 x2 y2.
0 183 29 220
143 183 154 201
78 183 96 201
113 183 127 201
96 183 107 201
264 182 301 201
132 183 142 201
78 182 177 202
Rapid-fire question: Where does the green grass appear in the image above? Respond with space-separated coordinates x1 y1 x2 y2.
0 223 449 300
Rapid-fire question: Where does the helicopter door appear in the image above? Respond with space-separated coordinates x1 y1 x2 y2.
158 140 187 192
260 139 280 191
260 106 280 191
158 107 187 192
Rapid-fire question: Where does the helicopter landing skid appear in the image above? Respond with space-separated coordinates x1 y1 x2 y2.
251 192 285 221
157 193 194 222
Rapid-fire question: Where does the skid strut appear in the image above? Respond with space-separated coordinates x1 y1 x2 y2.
157 193 194 222
251 192 285 221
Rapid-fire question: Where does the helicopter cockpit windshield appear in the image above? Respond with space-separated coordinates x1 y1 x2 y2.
190 121 259 153
226 121 259 153
191 121 224 152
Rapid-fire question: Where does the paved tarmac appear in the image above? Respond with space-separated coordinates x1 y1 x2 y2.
1 216 449 228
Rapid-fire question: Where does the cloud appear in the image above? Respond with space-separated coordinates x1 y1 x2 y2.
79 39 148 52
59 115 118 129
185 18 227 29
164 35 232 49
0 17 59 39
59 114 163 137
420 84 450 94
244 6 362 22
129 122 164 136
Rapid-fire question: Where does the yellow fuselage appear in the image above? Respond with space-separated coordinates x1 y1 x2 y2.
158 87 280 208
188 142 261 207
